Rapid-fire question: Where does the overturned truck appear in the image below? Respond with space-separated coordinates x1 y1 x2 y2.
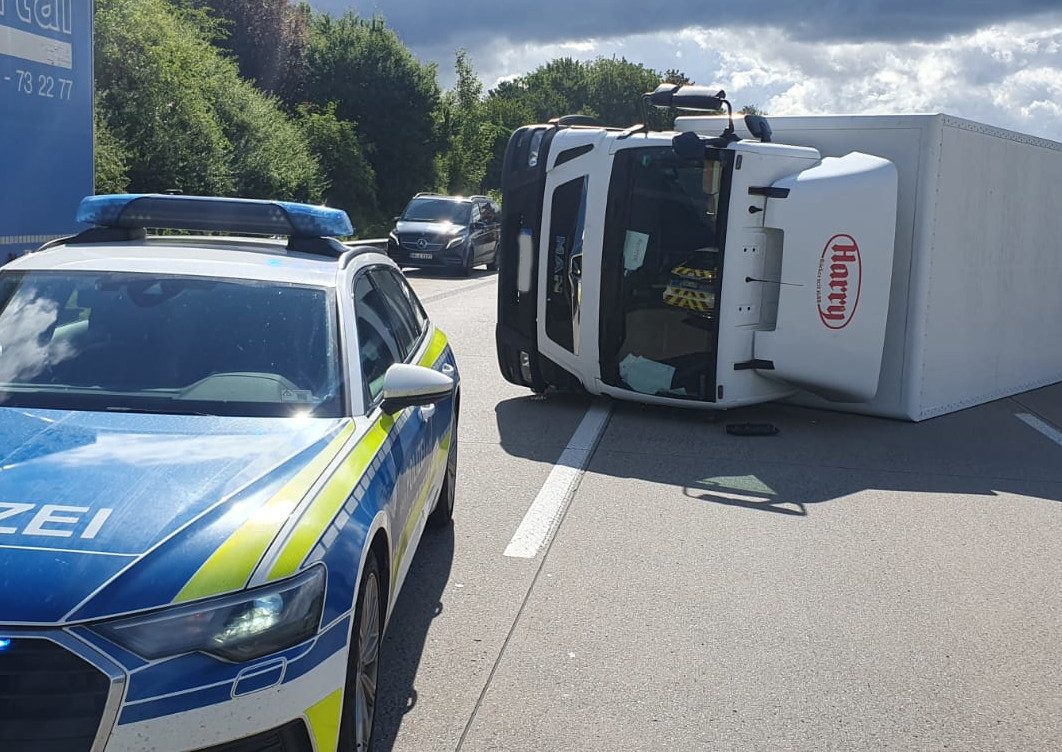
495 85 1062 420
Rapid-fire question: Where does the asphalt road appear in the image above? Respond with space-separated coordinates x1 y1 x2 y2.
376 269 1062 752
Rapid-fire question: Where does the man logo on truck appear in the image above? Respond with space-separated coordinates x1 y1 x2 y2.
817 234 862 329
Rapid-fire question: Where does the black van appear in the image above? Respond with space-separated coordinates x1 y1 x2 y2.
387 193 500 275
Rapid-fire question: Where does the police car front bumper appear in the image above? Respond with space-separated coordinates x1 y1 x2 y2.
0 621 349 752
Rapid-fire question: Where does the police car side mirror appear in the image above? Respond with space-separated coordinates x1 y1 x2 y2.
380 363 454 415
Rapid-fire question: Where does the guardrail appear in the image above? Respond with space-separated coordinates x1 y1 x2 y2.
344 238 389 252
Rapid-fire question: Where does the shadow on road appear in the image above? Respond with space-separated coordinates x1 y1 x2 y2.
373 523 454 751
493 383 1062 512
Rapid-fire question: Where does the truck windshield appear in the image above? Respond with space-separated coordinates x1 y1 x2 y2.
598 146 728 401
0 271 343 417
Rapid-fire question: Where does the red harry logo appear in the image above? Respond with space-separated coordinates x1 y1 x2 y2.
816 234 861 329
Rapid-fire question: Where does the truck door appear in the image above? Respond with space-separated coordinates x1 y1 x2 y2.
536 172 590 380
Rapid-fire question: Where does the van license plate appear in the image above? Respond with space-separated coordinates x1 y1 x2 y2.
410 252 432 260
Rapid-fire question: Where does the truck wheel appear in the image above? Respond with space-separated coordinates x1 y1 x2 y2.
338 554 382 751
428 413 458 527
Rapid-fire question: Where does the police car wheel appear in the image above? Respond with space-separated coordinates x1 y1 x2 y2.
428 413 458 527
340 554 382 750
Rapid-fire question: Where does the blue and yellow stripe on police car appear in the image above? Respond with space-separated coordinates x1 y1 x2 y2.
267 326 452 582
174 423 357 603
172 326 453 601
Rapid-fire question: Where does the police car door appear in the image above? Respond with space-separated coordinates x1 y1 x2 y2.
537 165 593 383
353 271 433 562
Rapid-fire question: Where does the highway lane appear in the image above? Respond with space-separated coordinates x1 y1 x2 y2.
381 270 1062 751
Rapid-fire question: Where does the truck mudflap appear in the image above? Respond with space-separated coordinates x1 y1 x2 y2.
754 152 898 402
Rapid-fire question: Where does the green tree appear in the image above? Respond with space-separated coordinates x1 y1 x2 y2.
306 12 441 216
516 57 590 122
584 56 669 128
188 0 310 105
479 86 536 193
214 83 326 202
93 108 130 194
94 0 323 200
437 50 492 195
297 103 382 234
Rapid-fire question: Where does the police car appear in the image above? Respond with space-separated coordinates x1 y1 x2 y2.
0 195 460 751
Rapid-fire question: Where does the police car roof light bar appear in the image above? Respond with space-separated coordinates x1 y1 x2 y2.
76 194 354 239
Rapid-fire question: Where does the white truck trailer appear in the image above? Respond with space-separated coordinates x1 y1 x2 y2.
495 87 1062 420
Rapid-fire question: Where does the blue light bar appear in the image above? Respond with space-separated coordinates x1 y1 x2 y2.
76 194 354 237
0 638 10 650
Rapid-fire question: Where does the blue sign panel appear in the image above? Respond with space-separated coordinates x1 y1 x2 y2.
0 1 93 261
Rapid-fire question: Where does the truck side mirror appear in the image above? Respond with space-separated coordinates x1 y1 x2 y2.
672 131 705 160
745 115 773 143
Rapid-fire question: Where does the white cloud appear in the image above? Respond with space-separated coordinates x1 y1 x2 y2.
440 14 1062 142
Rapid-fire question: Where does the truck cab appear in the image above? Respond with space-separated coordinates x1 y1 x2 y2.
496 95 898 409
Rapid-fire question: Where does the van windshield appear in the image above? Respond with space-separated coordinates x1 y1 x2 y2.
0 271 344 417
401 198 471 224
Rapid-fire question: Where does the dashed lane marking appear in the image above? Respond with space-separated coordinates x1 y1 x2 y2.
504 400 613 558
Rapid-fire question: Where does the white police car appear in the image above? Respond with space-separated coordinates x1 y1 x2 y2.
0 195 460 751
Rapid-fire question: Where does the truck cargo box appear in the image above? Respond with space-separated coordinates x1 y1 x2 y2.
678 113 1062 420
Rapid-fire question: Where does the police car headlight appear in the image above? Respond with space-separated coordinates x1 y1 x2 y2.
92 567 325 662
446 234 467 249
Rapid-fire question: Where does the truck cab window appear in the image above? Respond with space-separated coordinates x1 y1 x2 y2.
544 177 588 354
598 147 726 401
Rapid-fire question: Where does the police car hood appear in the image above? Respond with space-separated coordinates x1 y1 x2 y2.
0 408 352 625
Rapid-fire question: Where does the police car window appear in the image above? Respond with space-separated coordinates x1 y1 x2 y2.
369 268 425 350
0 271 344 417
362 269 418 360
353 274 403 403
392 272 428 333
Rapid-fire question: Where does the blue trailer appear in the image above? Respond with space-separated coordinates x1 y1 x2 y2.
1 0 93 261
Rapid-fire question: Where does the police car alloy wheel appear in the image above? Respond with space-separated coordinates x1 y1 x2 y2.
340 553 383 750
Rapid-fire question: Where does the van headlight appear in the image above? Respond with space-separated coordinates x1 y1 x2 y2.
92 567 325 662
446 234 467 249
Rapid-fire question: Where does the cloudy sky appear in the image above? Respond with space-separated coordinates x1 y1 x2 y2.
311 1 1062 141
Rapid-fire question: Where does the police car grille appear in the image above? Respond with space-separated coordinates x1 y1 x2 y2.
0 639 110 752
195 719 313 752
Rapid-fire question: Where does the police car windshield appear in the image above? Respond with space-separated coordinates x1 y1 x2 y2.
401 198 471 224
0 271 344 417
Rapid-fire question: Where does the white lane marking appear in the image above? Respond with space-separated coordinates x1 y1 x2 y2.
504 401 613 558
1016 412 1062 448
